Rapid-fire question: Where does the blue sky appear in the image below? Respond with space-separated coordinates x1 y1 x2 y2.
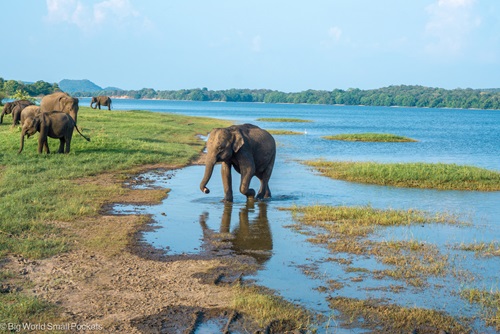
2 0 499 91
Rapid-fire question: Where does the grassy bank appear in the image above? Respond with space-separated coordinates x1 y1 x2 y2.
323 133 417 142
0 106 230 323
305 160 500 191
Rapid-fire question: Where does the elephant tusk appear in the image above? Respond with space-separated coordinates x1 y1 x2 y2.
203 187 210 194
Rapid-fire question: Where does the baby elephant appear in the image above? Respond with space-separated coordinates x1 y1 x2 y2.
19 111 90 154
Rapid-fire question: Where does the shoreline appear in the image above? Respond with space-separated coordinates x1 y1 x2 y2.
5 160 289 332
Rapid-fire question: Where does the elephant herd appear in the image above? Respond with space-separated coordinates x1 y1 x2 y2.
0 93 110 154
2 94 277 201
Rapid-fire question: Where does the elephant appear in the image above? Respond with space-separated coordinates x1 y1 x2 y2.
19 111 90 154
0 99 35 126
90 96 112 110
40 92 79 126
200 124 276 202
20 105 41 126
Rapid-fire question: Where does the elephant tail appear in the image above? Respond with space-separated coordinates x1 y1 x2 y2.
75 125 91 142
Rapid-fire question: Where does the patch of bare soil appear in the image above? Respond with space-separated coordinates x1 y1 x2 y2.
4 164 278 333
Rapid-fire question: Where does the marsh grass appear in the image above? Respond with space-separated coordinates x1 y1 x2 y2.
305 160 500 191
329 296 470 333
0 106 229 324
232 285 314 330
267 129 303 135
455 241 500 257
256 117 312 123
460 288 500 330
323 133 417 142
284 205 460 286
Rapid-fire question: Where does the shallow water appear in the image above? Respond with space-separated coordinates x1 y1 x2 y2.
108 99 500 332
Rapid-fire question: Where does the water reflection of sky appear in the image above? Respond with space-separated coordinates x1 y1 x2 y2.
109 100 500 332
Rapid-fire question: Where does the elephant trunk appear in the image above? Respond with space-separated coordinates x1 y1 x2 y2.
0 110 5 124
200 157 216 194
18 129 27 154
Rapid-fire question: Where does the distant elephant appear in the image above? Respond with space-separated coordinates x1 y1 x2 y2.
90 96 112 110
0 100 35 126
20 105 41 126
40 92 79 125
200 124 276 202
19 111 90 154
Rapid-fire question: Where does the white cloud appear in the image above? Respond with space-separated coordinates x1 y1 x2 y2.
425 0 481 55
328 26 342 42
45 0 151 33
251 35 262 52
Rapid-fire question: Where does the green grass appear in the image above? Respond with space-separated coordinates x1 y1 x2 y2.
323 133 417 142
267 129 304 135
0 106 229 324
305 160 500 191
0 107 228 259
256 117 312 123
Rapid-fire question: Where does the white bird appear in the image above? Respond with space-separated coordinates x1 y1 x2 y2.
304 129 308 135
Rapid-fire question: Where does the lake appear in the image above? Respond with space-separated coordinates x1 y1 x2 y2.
96 98 500 333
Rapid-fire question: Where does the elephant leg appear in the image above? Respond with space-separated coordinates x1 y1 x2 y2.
65 137 71 153
221 162 234 202
98 104 101 110
58 138 65 153
239 164 256 199
256 158 275 199
39 138 50 154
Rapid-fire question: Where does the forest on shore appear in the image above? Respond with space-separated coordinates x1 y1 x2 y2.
1 76 500 110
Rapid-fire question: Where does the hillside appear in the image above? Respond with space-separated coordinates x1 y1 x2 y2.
59 79 102 93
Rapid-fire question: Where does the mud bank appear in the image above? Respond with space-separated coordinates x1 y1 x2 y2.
2 164 308 333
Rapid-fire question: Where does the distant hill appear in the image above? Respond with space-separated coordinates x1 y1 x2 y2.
59 79 102 93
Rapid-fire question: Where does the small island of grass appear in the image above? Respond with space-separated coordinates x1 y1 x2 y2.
305 161 500 191
268 130 304 135
256 118 312 123
324 133 417 142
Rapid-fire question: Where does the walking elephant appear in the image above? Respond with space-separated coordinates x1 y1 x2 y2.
200 124 276 202
0 99 34 126
90 96 112 110
40 92 79 125
19 111 90 154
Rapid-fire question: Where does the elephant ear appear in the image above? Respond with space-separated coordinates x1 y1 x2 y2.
231 128 245 153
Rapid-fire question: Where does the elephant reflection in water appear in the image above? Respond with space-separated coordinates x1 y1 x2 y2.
199 201 273 264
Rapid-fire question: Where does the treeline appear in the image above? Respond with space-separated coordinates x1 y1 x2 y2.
72 85 500 110
0 78 60 98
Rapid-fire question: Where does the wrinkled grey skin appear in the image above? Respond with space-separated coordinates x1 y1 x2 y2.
40 92 79 125
200 124 276 202
90 96 112 110
0 100 35 126
19 111 90 154
20 106 41 126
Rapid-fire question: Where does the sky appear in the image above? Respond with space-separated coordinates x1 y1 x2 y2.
2 0 499 92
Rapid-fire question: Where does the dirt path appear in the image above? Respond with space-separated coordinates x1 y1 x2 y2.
6 164 262 333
